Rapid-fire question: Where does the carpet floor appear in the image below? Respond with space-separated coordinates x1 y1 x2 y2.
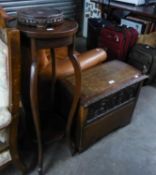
2 85 156 175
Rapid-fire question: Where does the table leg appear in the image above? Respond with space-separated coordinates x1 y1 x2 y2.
50 49 56 109
10 113 27 174
66 47 81 153
30 40 43 175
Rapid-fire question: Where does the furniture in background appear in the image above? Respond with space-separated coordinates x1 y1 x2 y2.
56 60 147 152
92 0 156 21
92 0 156 32
0 18 26 173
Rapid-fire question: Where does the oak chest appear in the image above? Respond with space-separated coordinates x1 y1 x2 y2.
56 60 147 152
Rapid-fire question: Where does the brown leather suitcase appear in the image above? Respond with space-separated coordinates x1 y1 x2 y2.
55 60 147 152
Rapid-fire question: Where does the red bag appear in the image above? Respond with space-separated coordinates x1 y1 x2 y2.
99 25 138 61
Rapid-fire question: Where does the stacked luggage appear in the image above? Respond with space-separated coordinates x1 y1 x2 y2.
127 44 156 84
87 18 138 61
99 25 138 60
87 18 156 84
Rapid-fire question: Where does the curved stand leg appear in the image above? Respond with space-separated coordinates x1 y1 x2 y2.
66 51 81 153
9 114 27 174
30 61 43 175
50 49 56 110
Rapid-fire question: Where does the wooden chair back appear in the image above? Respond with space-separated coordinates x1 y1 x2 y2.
0 11 26 173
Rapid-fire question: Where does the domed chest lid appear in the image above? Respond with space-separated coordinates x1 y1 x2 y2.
17 7 64 28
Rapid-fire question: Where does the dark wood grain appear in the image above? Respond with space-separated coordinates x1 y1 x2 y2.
18 20 78 38
19 20 81 175
7 28 27 174
56 60 147 152
0 14 27 173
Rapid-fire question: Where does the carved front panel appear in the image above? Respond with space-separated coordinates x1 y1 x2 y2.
87 83 139 123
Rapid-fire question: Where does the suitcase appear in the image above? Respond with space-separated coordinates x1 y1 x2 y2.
87 18 111 50
55 60 147 152
127 44 156 84
99 25 138 60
